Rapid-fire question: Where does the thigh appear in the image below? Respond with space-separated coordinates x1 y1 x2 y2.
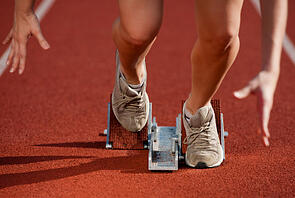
194 0 244 39
118 0 163 37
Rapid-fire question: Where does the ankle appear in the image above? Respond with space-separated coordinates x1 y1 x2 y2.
120 62 145 85
120 68 144 85
185 96 210 115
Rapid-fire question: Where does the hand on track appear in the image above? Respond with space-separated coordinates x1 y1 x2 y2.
2 12 50 75
233 71 279 146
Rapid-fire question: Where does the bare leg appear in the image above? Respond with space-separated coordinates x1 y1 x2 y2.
186 0 244 114
112 0 163 84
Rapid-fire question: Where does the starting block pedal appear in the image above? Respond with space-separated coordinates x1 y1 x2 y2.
103 98 228 171
105 95 151 149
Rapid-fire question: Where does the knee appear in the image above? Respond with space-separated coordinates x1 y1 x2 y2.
122 28 159 47
215 30 238 49
120 23 160 47
199 28 239 53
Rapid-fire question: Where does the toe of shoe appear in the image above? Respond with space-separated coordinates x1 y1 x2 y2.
186 151 222 168
122 117 147 132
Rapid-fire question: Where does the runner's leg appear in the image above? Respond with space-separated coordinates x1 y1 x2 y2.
112 0 163 85
186 0 244 114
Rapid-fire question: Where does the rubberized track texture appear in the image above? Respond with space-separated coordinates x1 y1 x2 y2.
0 0 295 197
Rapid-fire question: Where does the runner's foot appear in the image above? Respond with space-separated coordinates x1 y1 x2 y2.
183 102 223 168
112 51 149 132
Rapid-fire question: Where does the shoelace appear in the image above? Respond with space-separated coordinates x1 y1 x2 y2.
116 93 146 114
183 122 215 148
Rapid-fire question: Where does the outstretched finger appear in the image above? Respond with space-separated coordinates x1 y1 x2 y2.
10 44 20 73
33 29 50 50
2 29 13 45
263 136 270 147
7 42 15 67
18 43 27 75
257 128 269 146
233 85 253 99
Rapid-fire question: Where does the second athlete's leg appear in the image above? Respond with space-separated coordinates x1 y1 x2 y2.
112 0 163 85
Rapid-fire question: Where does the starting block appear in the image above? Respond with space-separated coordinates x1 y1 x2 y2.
104 95 150 150
104 98 228 171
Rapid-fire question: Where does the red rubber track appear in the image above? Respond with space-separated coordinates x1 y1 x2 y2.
0 0 294 197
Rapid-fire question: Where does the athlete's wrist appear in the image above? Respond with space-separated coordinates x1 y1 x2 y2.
261 66 280 79
14 0 35 18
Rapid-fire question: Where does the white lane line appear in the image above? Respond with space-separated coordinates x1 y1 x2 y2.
250 0 261 12
35 0 56 20
283 32 295 64
0 46 11 76
250 0 295 65
0 0 55 76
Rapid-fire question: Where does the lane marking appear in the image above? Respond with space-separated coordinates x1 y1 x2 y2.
283 34 295 64
250 0 295 65
0 0 55 76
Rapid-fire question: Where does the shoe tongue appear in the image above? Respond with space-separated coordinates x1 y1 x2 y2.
119 77 139 97
189 106 213 128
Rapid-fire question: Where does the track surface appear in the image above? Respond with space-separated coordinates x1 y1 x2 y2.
0 0 294 197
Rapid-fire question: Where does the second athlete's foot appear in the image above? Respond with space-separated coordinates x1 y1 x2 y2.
112 51 149 132
183 102 223 168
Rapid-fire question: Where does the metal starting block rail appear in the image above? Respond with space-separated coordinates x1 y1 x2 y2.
104 99 228 171
148 115 183 170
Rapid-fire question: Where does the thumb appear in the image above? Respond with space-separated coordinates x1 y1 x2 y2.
233 85 253 99
33 29 50 50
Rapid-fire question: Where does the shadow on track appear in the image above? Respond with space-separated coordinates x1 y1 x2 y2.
0 141 170 189
0 155 93 166
34 141 107 149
